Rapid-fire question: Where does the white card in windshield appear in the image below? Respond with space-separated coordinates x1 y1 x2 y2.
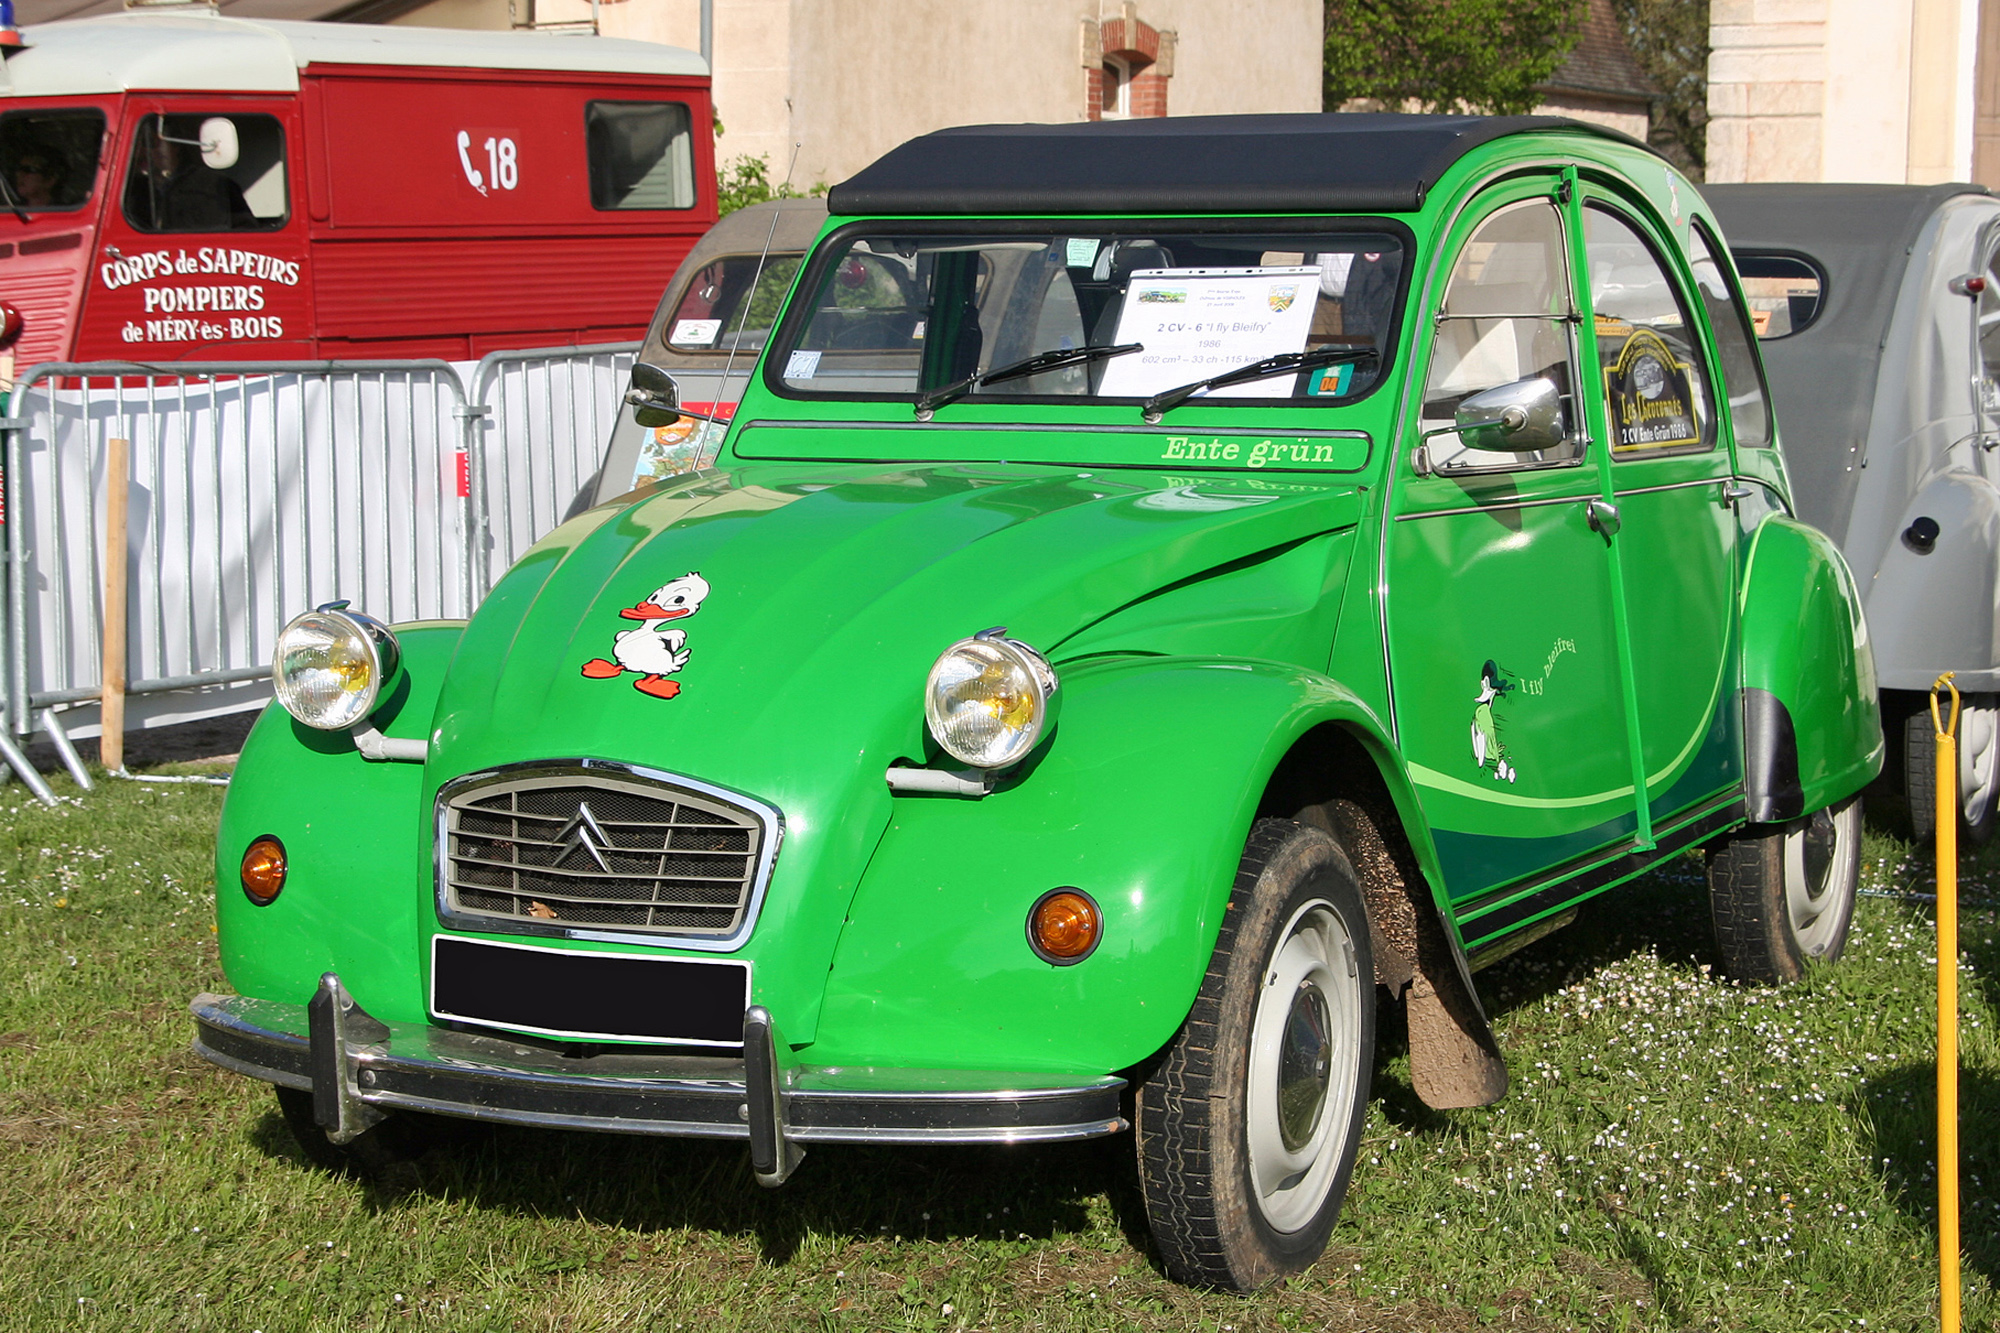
1097 266 1321 399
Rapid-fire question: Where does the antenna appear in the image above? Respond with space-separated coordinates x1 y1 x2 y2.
714 141 803 440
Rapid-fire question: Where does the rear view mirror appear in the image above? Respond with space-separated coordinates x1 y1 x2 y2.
625 361 683 429
198 117 239 171
1453 376 1565 454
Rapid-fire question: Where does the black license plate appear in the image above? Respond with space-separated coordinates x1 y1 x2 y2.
431 936 749 1047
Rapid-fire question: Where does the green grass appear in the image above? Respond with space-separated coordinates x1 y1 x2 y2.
0 767 1994 1330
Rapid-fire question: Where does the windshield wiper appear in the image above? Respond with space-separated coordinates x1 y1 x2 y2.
1140 346 1381 422
914 341 1143 418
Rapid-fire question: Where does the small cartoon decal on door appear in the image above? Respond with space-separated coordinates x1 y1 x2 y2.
1471 659 1518 783
581 571 709 699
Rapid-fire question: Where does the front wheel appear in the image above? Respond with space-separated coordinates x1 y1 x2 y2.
1706 796 1861 984
1134 820 1375 1291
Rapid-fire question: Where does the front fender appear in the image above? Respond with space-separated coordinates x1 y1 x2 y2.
1863 469 2000 690
811 654 1420 1075
214 622 466 1024
1739 518 1882 822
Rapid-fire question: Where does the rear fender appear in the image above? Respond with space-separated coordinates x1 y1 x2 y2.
813 654 1442 1075
1863 470 2000 690
1739 517 1883 822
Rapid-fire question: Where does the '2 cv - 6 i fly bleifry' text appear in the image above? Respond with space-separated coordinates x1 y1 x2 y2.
193 114 1881 1291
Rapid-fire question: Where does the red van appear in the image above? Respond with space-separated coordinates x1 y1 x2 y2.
0 11 713 370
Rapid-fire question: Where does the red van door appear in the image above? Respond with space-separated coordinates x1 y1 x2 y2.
0 96 119 372
75 97 313 361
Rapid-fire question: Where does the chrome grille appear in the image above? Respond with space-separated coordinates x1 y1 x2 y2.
441 770 771 940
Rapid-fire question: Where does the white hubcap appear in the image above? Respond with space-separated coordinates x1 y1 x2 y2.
1245 899 1362 1233
1960 702 1999 827
1783 800 1859 957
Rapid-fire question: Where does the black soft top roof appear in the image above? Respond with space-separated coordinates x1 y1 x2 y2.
1705 182 1987 533
828 113 1649 217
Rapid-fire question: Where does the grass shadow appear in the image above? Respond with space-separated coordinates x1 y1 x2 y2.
246 1095 1141 1269
1855 1063 2000 1289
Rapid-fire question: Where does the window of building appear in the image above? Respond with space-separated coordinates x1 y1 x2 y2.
124 113 286 234
586 101 695 211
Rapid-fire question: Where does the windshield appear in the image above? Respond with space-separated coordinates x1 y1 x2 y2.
0 108 105 213
769 225 1405 407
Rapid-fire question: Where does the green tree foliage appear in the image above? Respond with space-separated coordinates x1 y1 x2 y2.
1610 0 1708 177
716 153 827 219
1322 0 1588 115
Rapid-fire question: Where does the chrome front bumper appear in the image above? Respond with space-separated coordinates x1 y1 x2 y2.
191 976 1128 1185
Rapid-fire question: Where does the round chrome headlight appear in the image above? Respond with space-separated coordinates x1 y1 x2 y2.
272 603 399 731
924 631 1059 769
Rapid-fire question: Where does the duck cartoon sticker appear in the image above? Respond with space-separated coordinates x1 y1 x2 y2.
1471 659 1518 783
580 571 710 699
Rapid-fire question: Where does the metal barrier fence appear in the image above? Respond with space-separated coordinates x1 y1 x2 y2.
0 346 638 792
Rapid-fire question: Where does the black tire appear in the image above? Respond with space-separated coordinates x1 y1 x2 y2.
1134 819 1375 1292
1706 796 1861 984
273 1086 483 1178
1907 700 2000 847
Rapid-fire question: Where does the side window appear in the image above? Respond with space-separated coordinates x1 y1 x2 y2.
1 108 105 212
664 254 804 353
586 102 695 210
1977 239 2000 410
1583 205 1714 457
124 114 286 234
1733 252 1824 338
1421 198 1580 472
1689 223 1774 448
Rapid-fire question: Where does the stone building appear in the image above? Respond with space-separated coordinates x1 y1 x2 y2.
1708 0 2000 185
1531 0 1657 143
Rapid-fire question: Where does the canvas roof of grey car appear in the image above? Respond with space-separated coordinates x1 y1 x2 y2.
826 113 1647 217
1706 182 1989 535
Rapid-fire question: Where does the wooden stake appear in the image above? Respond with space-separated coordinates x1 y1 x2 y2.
99 435 128 775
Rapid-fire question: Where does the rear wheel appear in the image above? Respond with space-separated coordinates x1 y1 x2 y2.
1134 820 1374 1291
1907 698 2000 846
1706 796 1861 984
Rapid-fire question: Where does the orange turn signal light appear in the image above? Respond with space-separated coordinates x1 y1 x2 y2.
1028 888 1101 965
241 835 287 905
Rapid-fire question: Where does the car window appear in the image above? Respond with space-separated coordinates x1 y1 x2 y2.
769 226 1406 404
0 107 105 213
1584 205 1715 458
124 113 286 234
1977 240 2000 410
1689 223 1774 449
1732 253 1824 338
664 254 805 354
1419 198 1581 473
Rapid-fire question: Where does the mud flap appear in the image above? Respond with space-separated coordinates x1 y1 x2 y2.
1323 799 1508 1110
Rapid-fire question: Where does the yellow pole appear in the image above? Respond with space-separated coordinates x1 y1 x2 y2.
1930 673 1960 1333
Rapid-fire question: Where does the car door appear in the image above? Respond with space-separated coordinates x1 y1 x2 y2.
1385 181 1640 913
77 98 313 360
1575 197 1743 828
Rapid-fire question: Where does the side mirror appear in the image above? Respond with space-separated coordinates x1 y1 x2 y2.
198 117 240 172
625 362 682 429
1453 376 1566 454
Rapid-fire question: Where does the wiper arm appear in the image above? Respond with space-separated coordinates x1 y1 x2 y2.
914 341 1143 418
1140 345 1381 423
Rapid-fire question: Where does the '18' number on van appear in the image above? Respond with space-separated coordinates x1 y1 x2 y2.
456 131 519 195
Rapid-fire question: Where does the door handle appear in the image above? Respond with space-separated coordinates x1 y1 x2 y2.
1719 482 1754 505
1585 498 1621 536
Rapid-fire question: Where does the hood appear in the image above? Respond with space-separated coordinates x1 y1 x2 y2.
430 460 1360 790
420 458 1359 1037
